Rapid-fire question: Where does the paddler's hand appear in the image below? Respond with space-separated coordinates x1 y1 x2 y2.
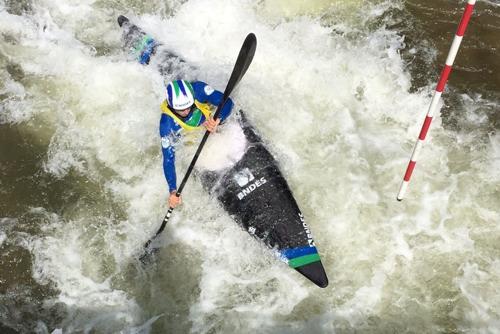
168 191 182 208
203 117 221 133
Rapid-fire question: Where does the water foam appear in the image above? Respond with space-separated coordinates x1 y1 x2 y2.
1 0 499 332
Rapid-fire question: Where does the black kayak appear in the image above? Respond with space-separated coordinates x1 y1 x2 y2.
118 15 328 288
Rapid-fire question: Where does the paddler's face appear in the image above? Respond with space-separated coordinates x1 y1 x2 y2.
176 105 192 117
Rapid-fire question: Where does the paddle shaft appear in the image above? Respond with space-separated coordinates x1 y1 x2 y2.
143 33 257 250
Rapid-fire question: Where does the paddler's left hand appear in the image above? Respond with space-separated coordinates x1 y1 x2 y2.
203 117 221 133
168 191 182 208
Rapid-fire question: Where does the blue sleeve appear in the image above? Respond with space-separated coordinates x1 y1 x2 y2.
160 113 180 193
192 81 234 122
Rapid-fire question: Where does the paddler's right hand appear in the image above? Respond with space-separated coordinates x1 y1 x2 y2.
203 117 221 133
168 191 182 208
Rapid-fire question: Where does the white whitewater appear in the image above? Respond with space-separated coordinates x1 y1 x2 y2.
0 0 498 333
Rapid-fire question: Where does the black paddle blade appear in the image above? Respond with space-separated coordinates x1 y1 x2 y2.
139 245 160 264
180 32 257 188
140 210 172 259
223 33 257 101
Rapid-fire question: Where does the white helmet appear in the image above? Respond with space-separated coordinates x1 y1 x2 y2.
166 80 195 110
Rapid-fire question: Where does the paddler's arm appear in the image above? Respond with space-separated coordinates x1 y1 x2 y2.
192 81 234 123
214 96 234 123
160 114 182 208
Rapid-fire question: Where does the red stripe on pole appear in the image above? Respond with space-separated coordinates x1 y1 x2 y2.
403 161 417 182
419 116 433 140
456 4 475 36
436 65 452 92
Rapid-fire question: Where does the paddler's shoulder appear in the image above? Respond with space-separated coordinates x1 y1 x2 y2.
191 81 216 98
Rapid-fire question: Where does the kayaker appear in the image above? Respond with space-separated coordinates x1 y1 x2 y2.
160 79 234 208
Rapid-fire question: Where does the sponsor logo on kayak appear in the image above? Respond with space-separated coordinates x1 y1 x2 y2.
236 177 267 200
299 213 315 247
234 168 254 187
234 169 267 200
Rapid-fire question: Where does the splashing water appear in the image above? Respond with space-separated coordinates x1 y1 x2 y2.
1 0 499 333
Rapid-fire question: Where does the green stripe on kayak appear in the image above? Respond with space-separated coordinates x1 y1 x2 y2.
288 253 321 268
134 36 151 53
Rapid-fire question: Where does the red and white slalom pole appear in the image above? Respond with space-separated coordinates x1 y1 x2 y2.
397 0 476 201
